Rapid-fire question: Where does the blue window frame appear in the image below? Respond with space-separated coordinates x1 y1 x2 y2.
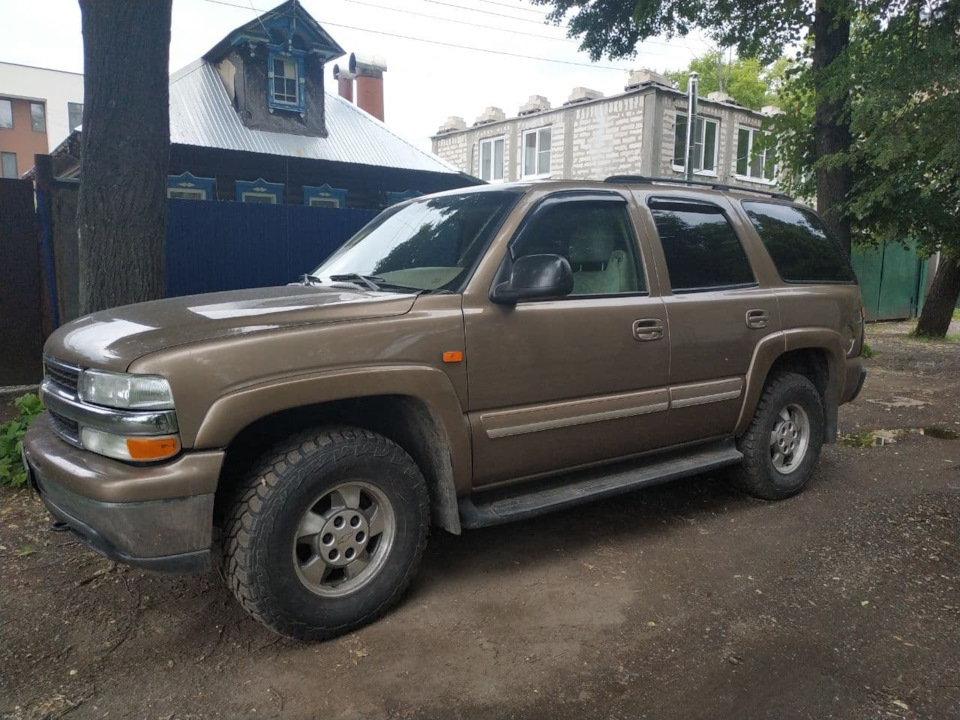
303 184 347 208
267 46 306 114
167 172 215 200
385 190 423 206
236 177 284 204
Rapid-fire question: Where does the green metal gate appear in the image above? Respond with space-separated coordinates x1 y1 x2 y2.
851 239 929 321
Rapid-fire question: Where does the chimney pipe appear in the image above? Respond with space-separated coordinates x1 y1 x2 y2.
349 52 387 122
333 63 355 103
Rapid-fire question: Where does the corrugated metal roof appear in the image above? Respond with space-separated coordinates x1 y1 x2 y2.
168 60 459 174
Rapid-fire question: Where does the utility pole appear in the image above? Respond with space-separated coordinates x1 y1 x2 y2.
684 71 699 181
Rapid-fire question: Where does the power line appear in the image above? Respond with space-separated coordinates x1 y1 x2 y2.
198 0 638 72
422 0 550 25
468 0 546 15
341 0 578 43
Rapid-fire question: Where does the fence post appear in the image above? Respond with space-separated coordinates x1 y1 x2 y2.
34 154 60 330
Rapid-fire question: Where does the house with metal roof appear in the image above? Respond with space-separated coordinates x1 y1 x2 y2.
49 0 478 208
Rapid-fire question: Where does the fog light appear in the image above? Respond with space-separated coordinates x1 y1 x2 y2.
81 427 180 462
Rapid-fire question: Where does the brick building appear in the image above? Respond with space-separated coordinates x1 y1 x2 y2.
431 70 779 189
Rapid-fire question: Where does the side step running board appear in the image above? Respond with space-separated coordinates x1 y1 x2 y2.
459 440 742 529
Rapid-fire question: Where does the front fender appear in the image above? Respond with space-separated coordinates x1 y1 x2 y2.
193 364 472 492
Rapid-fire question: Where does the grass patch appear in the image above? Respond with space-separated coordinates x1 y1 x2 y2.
861 343 878 358
0 394 43 488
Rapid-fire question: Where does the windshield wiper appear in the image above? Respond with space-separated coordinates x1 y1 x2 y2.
328 273 384 291
298 274 323 286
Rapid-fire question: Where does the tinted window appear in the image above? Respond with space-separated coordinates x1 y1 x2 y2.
648 199 755 292
743 202 854 283
315 191 520 292
513 200 645 295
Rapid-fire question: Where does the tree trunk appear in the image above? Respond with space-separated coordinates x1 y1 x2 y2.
915 255 960 338
812 0 852 256
77 0 172 315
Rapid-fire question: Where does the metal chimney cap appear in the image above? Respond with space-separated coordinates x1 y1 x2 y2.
349 52 388 75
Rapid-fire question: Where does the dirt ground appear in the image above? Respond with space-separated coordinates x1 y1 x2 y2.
2 320 958 720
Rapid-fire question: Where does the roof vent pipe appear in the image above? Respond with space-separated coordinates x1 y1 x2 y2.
349 52 387 121
333 63 356 104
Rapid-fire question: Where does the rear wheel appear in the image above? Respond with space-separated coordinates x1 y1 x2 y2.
732 372 825 500
221 427 430 641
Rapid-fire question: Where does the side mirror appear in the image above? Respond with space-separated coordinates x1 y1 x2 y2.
491 253 574 304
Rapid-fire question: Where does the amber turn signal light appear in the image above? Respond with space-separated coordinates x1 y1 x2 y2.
126 436 181 461
442 351 464 363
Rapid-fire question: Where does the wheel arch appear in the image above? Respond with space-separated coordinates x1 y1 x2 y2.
736 330 846 441
201 366 470 535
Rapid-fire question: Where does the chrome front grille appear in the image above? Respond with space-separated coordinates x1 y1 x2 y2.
43 357 85 445
44 356 81 393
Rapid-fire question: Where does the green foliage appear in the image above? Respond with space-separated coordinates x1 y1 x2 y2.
663 51 785 110
861 343 877 359
531 0 811 63
0 394 43 488
769 3 960 258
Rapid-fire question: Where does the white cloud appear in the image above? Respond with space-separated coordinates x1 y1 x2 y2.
0 0 712 150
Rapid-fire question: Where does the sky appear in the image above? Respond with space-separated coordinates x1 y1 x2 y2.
0 0 716 151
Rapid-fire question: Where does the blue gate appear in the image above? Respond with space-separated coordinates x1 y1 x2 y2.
166 200 379 297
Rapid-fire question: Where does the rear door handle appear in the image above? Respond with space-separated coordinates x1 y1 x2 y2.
746 309 770 329
633 318 664 341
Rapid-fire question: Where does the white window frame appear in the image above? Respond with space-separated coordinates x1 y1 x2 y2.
242 191 278 204
1 151 17 178
30 102 46 133
271 57 300 107
309 196 341 208
672 113 720 177
734 125 776 184
0 98 12 129
478 136 505 183
167 187 207 200
521 126 552 178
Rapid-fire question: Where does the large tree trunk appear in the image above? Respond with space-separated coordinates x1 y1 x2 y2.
77 0 172 315
812 0 852 256
915 255 960 338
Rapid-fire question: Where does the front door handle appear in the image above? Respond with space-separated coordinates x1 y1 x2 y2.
633 318 664 342
746 309 770 329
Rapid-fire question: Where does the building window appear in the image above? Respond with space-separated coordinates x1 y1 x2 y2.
522 127 551 177
735 127 776 182
385 190 423 206
303 184 347 208
673 114 719 175
1 152 17 178
0 99 12 129
236 177 284 204
30 103 46 132
479 137 505 182
167 172 215 200
68 102 83 132
267 47 306 113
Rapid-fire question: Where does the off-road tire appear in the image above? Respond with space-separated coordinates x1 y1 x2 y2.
731 372 825 501
221 427 430 641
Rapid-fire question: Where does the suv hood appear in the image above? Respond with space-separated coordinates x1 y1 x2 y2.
45 286 418 371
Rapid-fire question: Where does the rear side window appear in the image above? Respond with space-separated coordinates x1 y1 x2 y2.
648 198 755 292
743 202 854 283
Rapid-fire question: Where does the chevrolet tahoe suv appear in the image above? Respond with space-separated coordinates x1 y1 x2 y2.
23 177 866 641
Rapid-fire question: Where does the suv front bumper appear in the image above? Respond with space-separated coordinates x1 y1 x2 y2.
22 413 224 574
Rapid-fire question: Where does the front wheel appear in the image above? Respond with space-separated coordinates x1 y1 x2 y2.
221 427 430 641
731 372 825 501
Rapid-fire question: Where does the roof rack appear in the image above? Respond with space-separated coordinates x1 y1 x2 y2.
603 175 793 201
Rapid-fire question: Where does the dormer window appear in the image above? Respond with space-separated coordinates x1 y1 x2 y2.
267 47 306 114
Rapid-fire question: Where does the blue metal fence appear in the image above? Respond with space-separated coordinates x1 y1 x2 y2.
165 200 379 297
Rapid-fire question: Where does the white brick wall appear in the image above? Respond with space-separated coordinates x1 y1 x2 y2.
431 87 775 190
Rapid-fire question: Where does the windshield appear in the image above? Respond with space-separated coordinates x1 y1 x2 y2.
313 191 521 292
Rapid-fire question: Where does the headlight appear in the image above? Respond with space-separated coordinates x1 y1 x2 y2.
78 370 175 410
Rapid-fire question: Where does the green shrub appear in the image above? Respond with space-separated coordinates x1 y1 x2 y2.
0 394 43 488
